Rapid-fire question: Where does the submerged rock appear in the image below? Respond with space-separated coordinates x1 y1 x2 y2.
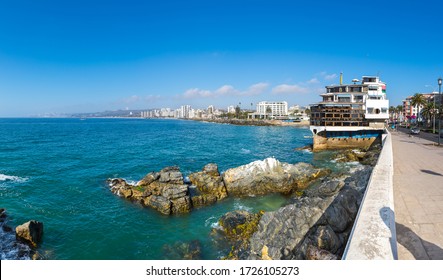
223 157 327 196
163 240 202 260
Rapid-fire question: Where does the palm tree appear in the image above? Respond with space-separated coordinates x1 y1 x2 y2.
421 102 435 128
389 106 396 122
266 106 272 119
396 105 403 124
410 93 426 126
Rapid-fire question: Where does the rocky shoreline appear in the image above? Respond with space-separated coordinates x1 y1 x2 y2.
107 144 380 260
0 208 44 260
199 118 310 127
107 158 327 215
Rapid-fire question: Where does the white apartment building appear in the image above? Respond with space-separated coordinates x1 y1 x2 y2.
256 101 288 116
207 105 214 115
179 105 192 118
248 101 288 119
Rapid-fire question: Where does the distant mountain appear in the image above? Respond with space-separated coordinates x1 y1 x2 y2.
69 109 147 118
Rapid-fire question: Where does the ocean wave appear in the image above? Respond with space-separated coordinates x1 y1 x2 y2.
0 219 32 260
240 148 251 154
0 174 28 183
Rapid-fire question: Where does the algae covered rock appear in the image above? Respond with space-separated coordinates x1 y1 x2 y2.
163 240 202 260
217 210 264 260
189 163 227 202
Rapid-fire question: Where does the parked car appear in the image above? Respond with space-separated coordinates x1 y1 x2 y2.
410 127 420 135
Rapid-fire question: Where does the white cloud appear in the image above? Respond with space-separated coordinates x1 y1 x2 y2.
245 82 269 96
324 73 337 81
307 78 320 84
179 82 269 99
215 85 239 96
271 84 309 95
183 88 212 98
122 94 162 104
144 95 163 103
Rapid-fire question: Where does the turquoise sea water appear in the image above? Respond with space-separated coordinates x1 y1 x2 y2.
0 118 329 260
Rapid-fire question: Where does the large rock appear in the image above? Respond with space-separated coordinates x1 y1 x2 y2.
161 184 188 200
137 172 160 187
189 163 227 203
191 194 218 208
244 166 372 260
219 210 258 239
222 157 327 196
217 210 264 260
108 178 133 197
171 196 192 214
108 166 192 215
159 166 184 184
146 195 171 215
15 220 43 247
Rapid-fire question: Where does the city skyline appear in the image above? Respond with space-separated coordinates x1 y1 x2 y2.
1 0 443 117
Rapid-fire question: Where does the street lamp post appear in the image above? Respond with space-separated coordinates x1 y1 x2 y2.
426 85 437 134
439 77 442 145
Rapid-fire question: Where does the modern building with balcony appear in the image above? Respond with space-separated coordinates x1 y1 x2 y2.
310 75 389 151
248 101 288 119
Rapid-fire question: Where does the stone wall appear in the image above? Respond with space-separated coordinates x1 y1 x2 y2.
313 133 380 151
342 131 398 260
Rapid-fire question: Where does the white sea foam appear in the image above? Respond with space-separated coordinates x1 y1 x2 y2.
0 219 32 260
126 180 137 186
233 200 253 212
205 216 221 229
240 148 251 154
0 174 28 183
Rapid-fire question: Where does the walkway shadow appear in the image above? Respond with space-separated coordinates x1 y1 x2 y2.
395 222 443 260
420 169 443 176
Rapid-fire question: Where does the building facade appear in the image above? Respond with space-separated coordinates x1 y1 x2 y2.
402 93 436 122
309 76 389 151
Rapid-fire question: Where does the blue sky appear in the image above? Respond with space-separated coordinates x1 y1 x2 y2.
1 0 443 117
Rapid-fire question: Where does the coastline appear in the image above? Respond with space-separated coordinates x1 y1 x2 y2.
194 118 310 127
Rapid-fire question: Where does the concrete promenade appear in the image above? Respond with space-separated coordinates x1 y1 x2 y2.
392 131 443 259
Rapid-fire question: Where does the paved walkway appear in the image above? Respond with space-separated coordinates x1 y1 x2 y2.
392 131 443 259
